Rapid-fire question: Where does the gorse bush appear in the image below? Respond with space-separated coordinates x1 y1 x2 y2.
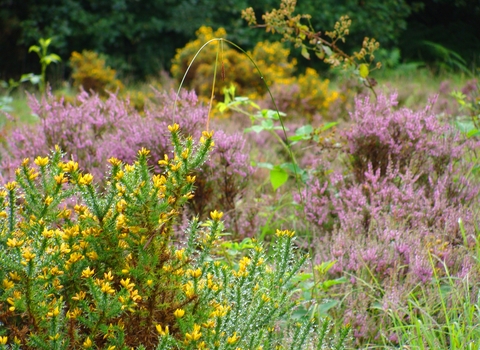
0 126 213 348
170 26 340 119
70 51 124 96
171 26 295 100
261 68 341 120
0 126 349 349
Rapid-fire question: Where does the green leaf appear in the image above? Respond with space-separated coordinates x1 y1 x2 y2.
292 272 314 282
321 277 347 290
217 102 228 113
318 300 339 316
301 45 310 60
467 128 480 138
28 45 40 53
42 54 61 65
39 37 52 48
359 64 369 78
261 119 274 130
315 51 325 60
319 121 339 131
256 162 274 170
259 109 285 120
314 260 337 275
322 45 333 57
244 125 264 134
270 166 289 190
280 162 304 177
295 124 313 136
288 135 305 142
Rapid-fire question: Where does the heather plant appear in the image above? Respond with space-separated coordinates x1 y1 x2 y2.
298 93 480 343
0 126 349 349
70 50 124 96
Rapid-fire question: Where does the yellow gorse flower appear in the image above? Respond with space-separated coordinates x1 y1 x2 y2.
210 210 223 221
185 324 202 343
81 267 95 278
108 157 122 166
174 308 185 318
63 160 79 173
83 337 93 348
47 306 61 318
188 268 202 278
78 173 94 186
72 291 86 301
275 229 295 237
66 307 82 319
6 237 24 248
227 332 240 344
34 156 49 167
0 336 7 345
100 281 115 295
168 123 180 132
120 278 135 291
158 154 169 166
54 173 68 184
5 181 17 191
21 247 36 262
155 324 170 336
138 147 150 156
2 278 14 289
44 196 54 206
202 130 214 138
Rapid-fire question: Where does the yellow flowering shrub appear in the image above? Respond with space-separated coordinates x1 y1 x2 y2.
171 26 296 101
265 68 342 120
171 26 341 119
0 126 349 349
70 50 124 96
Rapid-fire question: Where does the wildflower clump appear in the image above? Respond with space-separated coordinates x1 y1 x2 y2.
171 26 341 119
155 227 350 349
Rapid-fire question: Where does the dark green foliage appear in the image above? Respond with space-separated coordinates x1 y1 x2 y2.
0 0 479 81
